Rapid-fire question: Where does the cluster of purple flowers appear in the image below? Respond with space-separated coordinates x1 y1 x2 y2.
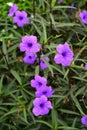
54 42 74 67
19 35 50 67
7 2 87 125
8 4 29 27
19 35 40 64
30 75 53 116
20 37 74 67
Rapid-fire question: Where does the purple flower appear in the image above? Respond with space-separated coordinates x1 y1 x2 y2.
32 95 53 116
30 75 47 90
80 10 87 24
59 0 63 3
35 86 53 98
13 11 29 27
68 3 74 13
40 54 50 69
19 35 41 53
23 52 37 64
85 64 87 69
81 115 87 125
8 4 18 17
54 42 74 66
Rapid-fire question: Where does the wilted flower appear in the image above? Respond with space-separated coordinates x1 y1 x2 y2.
23 52 37 64
68 3 74 13
32 95 53 116
8 4 18 17
19 35 41 53
30 75 47 90
40 54 50 69
80 10 87 24
13 11 29 27
35 86 53 98
54 42 74 66
81 115 87 125
75 8 81 19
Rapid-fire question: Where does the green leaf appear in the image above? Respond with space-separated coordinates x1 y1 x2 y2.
74 45 87 62
2 41 8 60
53 6 77 9
42 22 47 43
35 120 52 128
70 93 84 115
35 65 39 75
23 107 28 123
51 109 58 129
55 23 80 27
0 75 4 94
8 27 22 38
7 44 18 53
58 126 77 130
59 109 80 116
10 69 22 85
0 107 19 122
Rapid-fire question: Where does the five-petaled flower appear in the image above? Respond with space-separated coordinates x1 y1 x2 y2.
23 52 37 64
30 75 47 90
13 11 29 27
35 86 53 98
19 35 41 53
54 42 74 66
80 10 87 24
8 4 18 17
32 95 53 116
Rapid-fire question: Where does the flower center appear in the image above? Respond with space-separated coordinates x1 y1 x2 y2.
40 103 44 108
38 82 42 86
43 91 47 94
19 16 23 20
28 43 32 47
83 15 87 19
28 56 32 59
62 51 67 57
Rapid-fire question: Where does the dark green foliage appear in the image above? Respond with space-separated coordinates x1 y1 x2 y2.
0 0 87 130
